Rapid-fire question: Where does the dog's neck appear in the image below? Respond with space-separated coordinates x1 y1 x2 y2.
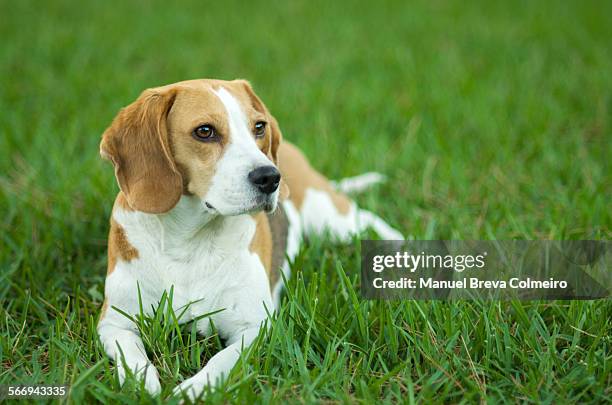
115 195 255 261
158 195 219 240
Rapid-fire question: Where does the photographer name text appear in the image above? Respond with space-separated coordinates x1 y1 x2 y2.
372 277 568 290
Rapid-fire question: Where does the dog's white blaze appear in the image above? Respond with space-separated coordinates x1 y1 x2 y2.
214 87 255 146
203 87 278 216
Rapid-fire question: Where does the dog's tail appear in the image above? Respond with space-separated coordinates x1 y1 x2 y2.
331 172 387 194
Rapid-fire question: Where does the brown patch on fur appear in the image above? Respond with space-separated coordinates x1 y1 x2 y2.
278 142 351 214
249 207 289 290
107 193 139 275
107 220 139 274
250 212 273 285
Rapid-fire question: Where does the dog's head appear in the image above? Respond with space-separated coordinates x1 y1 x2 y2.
100 79 288 216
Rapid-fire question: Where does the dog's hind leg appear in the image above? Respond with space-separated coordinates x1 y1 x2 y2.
278 142 403 242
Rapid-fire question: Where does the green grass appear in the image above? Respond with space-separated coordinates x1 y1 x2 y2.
1 0 611 403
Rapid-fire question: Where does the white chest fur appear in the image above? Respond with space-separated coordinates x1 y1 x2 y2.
103 195 273 339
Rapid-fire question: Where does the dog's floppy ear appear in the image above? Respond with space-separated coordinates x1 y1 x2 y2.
100 87 183 213
237 80 290 199
268 113 289 200
268 115 289 199
268 115 282 167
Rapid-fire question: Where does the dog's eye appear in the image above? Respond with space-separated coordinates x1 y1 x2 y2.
254 121 266 138
193 124 217 141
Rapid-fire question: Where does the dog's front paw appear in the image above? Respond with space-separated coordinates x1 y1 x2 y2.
172 376 207 402
117 362 162 395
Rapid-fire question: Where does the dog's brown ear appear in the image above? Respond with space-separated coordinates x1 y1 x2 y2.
237 80 290 199
268 115 282 166
268 116 290 200
100 87 183 213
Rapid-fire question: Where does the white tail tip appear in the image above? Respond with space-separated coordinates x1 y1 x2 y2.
331 172 387 194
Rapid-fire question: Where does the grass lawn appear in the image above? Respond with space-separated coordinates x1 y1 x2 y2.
1 0 611 403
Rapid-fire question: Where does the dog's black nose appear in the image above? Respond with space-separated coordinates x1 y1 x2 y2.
248 166 281 194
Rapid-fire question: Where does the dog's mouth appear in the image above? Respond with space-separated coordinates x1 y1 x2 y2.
253 195 277 214
262 201 276 213
203 196 276 215
203 201 217 214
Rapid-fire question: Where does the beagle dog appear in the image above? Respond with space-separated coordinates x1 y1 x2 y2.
97 79 402 400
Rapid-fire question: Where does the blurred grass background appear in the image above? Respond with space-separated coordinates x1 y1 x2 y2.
0 0 610 403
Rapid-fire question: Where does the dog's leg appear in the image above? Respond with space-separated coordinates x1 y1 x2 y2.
172 326 260 401
279 142 403 241
296 188 403 241
98 317 161 394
